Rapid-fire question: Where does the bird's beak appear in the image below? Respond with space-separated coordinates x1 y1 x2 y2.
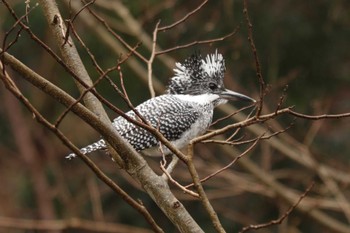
219 89 256 103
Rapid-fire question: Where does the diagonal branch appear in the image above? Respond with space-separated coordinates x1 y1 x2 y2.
156 27 241 55
158 0 209 31
186 144 226 233
0 62 163 233
239 182 315 233
0 38 203 233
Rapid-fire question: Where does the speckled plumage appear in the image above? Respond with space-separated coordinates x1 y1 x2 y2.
113 94 213 156
66 50 254 159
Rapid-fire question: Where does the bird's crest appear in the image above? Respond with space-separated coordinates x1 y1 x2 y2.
168 50 226 95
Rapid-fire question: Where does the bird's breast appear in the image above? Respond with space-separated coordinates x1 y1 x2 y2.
169 103 213 149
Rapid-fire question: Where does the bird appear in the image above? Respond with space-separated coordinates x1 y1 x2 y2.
66 50 255 161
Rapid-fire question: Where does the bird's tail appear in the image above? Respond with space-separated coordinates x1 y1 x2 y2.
66 139 106 160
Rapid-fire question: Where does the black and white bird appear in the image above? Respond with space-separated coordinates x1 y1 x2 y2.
66 50 255 160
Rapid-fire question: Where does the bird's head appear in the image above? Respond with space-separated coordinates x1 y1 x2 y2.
167 50 255 104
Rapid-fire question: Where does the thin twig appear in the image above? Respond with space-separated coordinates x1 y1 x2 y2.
160 162 199 198
156 27 240 55
202 122 294 146
55 22 140 127
185 143 226 233
118 65 133 108
239 182 315 233
186 135 261 189
243 0 265 117
82 0 148 63
1 0 93 91
147 20 161 98
158 0 208 31
63 0 96 45
24 0 31 23
54 65 118 127
275 84 288 114
288 110 350 120
72 0 96 22
191 107 285 143
210 103 254 127
1 1 38 63
225 128 241 142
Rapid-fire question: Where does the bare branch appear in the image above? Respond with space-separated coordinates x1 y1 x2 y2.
186 143 226 233
158 0 209 31
54 22 140 127
63 0 97 46
0 47 204 233
275 85 288 113
156 28 240 55
239 182 315 233
203 122 294 146
148 20 161 98
243 0 265 117
186 136 261 189
81 0 148 63
210 103 254 127
288 109 350 120
0 63 163 232
160 163 199 198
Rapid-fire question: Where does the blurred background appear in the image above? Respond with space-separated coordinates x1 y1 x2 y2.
1 0 350 232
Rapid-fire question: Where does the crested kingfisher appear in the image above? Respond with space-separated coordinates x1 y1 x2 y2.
66 50 255 160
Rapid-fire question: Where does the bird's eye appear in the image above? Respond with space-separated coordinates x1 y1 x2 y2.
208 82 217 90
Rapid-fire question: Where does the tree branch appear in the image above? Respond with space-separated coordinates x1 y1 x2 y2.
0 45 203 233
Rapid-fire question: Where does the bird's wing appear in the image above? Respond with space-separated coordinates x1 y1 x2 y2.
112 95 200 151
